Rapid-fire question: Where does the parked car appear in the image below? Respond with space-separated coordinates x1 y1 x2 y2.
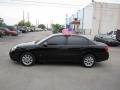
6 26 21 35
17 26 28 33
6 26 16 31
35 27 43 31
1 28 18 36
107 31 116 39
9 33 109 68
0 29 5 37
94 34 120 46
116 29 120 41
20 28 28 33
16 29 22 34
30 26 35 32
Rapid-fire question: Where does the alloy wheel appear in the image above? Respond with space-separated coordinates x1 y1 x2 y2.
21 53 35 66
83 54 95 68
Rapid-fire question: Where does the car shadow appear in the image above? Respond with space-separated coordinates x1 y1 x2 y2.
36 62 106 68
37 62 81 67
94 62 108 68
10 60 107 68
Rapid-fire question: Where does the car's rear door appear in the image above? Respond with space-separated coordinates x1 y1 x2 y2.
66 36 90 62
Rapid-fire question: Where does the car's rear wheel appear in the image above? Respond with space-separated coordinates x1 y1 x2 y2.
20 52 35 66
82 54 96 68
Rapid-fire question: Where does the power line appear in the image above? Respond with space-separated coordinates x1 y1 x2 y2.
1 1 120 10
0 1 81 8
11 0 82 7
0 0 120 9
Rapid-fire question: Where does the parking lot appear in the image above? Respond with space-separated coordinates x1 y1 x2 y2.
0 31 120 90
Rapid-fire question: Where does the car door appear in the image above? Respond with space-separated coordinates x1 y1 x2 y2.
39 35 67 63
66 36 90 62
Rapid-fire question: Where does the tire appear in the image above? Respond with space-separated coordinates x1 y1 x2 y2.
82 54 96 68
20 52 35 66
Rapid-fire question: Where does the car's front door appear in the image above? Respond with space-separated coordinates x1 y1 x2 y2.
39 35 67 63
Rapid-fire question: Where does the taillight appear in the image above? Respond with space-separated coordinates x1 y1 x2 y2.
104 47 108 53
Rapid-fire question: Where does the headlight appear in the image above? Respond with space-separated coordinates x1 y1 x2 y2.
11 46 17 51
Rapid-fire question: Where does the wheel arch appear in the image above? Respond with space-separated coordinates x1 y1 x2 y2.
19 50 37 61
82 51 97 60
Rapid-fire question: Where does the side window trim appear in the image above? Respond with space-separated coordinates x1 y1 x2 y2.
44 35 66 45
66 36 89 45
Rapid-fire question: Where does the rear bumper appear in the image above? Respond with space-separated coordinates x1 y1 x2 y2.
95 52 109 62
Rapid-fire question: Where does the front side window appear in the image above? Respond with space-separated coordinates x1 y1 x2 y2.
67 36 89 45
47 35 66 45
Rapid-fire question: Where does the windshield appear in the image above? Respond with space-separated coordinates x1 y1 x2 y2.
107 31 116 35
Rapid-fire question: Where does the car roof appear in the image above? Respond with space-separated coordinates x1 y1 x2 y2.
36 33 93 45
49 33 87 38
45 33 91 41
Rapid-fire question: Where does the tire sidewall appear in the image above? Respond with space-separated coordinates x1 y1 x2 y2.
82 54 96 68
20 52 35 66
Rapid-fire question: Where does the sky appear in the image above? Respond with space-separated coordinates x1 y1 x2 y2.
0 0 120 26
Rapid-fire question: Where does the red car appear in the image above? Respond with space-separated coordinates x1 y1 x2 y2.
1 28 18 36
0 29 5 37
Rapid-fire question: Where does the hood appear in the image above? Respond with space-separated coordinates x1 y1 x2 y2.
16 41 36 47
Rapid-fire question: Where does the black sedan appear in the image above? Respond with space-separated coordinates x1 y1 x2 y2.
94 34 120 46
9 34 109 68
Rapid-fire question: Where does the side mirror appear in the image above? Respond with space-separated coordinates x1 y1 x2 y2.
43 42 48 47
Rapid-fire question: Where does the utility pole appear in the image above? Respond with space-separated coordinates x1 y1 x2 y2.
36 19 38 27
92 0 102 34
27 12 30 22
23 10 25 26
50 19 53 29
98 4 103 34
38 20 39 26
92 0 95 35
82 8 84 34
65 14 68 28
77 12 79 20
36 19 39 27
47 24 48 29
92 0 94 2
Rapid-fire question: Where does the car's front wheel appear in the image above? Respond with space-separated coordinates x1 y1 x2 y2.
82 54 96 68
20 52 35 66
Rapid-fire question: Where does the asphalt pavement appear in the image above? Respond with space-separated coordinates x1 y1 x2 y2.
0 31 120 90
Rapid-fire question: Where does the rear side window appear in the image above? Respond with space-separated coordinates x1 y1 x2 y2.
47 35 66 45
67 36 89 45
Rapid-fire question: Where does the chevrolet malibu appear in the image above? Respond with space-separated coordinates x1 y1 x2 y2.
9 33 109 68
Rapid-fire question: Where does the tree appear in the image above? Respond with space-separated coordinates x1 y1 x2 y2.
0 18 6 27
51 24 64 33
17 20 24 26
38 24 46 29
24 21 31 27
17 20 31 27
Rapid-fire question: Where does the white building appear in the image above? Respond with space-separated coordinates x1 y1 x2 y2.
68 1 120 36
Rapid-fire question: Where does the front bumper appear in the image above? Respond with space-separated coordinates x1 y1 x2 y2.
9 50 20 61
